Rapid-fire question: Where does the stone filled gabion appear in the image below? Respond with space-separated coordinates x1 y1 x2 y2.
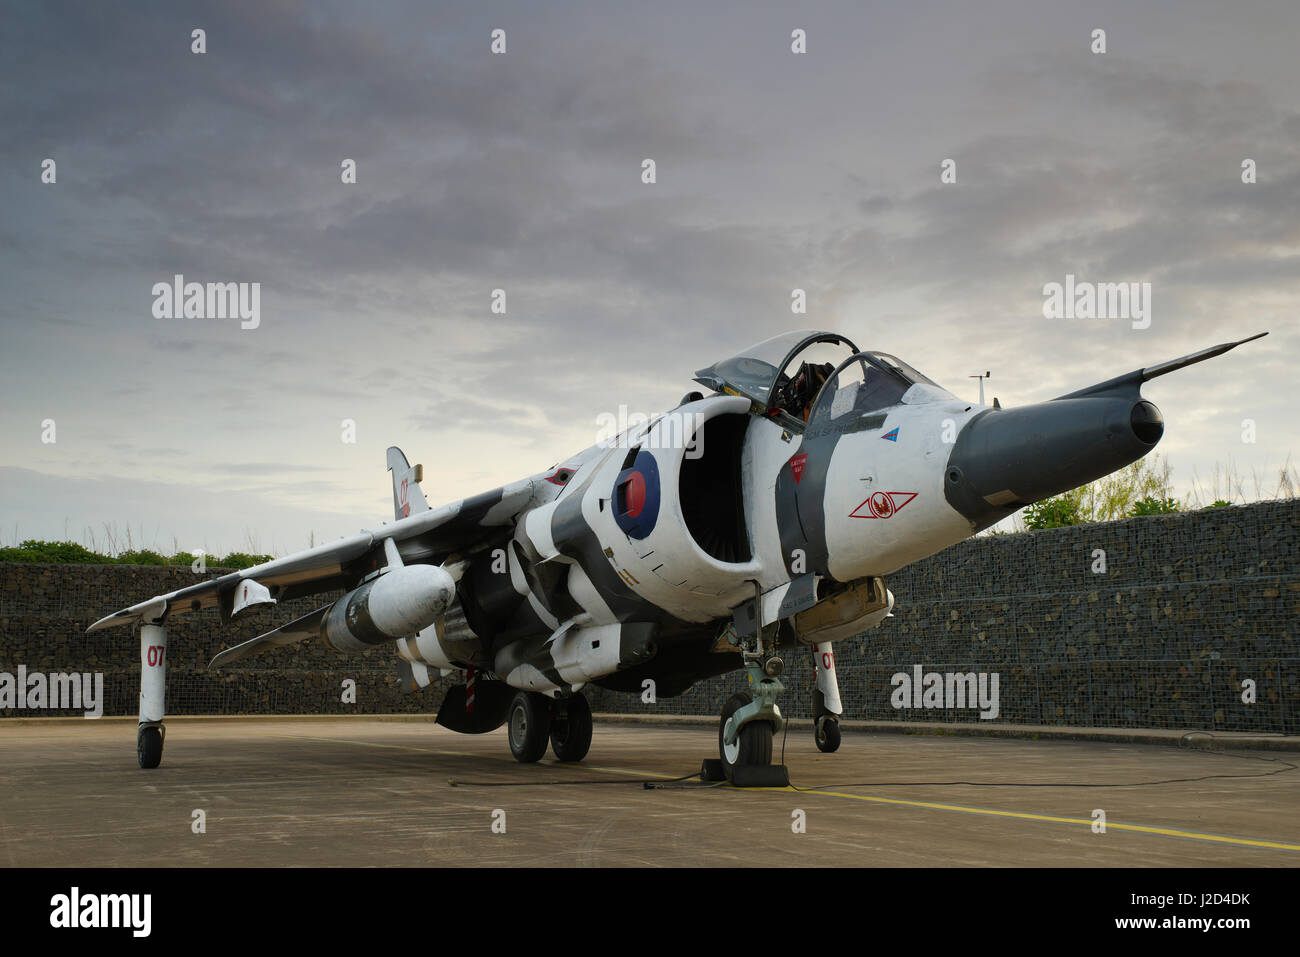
1 501 1295 732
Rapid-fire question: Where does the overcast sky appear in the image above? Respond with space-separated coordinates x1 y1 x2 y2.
1 0 1296 556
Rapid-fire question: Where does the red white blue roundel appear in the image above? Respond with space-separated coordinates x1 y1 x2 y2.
614 450 660 539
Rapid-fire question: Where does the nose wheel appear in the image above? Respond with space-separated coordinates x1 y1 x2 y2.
814 714 841 753
711 660 790 787
718 691 773 780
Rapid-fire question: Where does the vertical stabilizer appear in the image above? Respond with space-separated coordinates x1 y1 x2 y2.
387 446 430 520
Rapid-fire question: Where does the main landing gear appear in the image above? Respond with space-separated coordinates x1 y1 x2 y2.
506 690 593 763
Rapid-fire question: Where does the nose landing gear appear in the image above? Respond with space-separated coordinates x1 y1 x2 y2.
717 677 779 783
707 630 844 783
709 591 793 786
713 660 790 787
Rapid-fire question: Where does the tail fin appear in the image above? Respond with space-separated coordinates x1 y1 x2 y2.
387 446 430 520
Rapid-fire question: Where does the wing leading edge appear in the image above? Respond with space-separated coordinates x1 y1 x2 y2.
86 467 538 633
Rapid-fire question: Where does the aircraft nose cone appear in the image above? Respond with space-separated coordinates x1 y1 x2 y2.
944 397 1163 531
1131 400 1164 445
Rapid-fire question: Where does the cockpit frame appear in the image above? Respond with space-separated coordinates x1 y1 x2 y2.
693 331 942 434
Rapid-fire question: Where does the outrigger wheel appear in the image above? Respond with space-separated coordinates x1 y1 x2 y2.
507 691 552 763
814 714 841 753
137 723 164 769
550 692 593 762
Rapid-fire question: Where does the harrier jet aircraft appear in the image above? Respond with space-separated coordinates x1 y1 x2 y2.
89 329 1266 781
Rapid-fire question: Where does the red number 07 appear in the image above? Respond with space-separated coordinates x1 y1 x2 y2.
146 645 165 667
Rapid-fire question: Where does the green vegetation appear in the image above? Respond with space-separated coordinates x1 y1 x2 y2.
1130 496 1181 516
0 540 116 564
1023 455 1178 529
1015 454 1296 531
1022 496 1084 529
0 540 272 569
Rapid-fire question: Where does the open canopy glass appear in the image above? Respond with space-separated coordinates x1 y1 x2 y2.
694 331 861 410
696 331 947 428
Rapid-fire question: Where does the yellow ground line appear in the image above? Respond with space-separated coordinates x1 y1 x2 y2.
745 786 1300 852
273 733 1300 852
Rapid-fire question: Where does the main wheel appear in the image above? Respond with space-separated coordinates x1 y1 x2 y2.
550 693 593 762
718 691 773 782
507 691 552 763
137 725 163 769
814 715 841 753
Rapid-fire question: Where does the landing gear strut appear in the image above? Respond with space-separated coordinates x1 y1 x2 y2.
714 657 790 786
711 586 792 786
138 620 167 769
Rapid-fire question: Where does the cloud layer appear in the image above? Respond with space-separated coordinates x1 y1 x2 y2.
1 0 1295 552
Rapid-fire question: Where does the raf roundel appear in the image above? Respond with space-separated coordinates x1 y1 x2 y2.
613 450 661 540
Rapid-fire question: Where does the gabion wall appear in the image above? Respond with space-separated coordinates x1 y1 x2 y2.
1 500 1295 732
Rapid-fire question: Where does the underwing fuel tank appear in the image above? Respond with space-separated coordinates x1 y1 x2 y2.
321 564 457 652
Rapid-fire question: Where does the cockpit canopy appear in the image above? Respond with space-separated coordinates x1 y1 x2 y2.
694 330 942 428
694 331 859 408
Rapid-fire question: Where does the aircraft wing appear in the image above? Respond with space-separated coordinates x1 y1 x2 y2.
86 478 537 633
